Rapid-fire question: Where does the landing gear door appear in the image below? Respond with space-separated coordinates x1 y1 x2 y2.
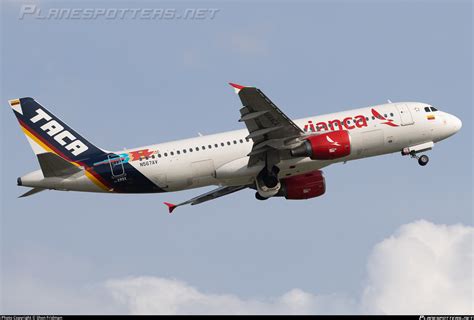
396 103 414 126
108 154 125 177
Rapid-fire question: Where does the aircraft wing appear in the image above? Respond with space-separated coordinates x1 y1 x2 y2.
19 187 46 198
230 83 304 166
163 185 248 213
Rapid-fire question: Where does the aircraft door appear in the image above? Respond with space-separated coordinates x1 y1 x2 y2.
108 154 125 177
396 103 415 126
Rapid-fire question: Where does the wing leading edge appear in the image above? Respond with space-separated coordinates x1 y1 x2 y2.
163 185 248 213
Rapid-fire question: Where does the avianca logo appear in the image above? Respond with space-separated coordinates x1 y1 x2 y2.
326 135 340 153
303 109 398 132
371 108 399 127
29 108 89 156
304 114 368 132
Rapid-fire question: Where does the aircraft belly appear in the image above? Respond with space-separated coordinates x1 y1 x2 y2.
154 159 218 191
350 129 384 157
20 170 106 193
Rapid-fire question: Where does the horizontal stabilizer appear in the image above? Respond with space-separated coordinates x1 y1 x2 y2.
37 152 81 177
19 187 46 198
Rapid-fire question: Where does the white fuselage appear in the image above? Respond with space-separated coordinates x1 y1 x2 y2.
114 102 460 191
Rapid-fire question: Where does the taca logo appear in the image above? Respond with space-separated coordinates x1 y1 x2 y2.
30 108 89 156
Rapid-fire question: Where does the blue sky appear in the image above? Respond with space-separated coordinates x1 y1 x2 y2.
1 0 472 314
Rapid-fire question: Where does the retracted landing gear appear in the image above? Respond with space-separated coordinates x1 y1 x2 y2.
255 192 269 201
408 151 429 166
258 165 280 188
255 165 281 199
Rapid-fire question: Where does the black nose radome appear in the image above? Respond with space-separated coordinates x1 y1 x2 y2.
17 177 22 186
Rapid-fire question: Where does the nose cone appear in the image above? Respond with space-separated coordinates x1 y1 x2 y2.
452 115 462 133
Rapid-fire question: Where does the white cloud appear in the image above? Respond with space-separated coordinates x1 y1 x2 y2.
105 277 355 315
2 220 472 314
362 220 473 314
102 220 473 314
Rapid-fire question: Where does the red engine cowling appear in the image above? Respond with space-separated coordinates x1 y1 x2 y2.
291 131 351 160
278 170 326 200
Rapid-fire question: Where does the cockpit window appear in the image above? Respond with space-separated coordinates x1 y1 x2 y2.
424 107 431 112
430 107 438 112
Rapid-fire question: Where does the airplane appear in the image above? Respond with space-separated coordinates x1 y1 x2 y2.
8 83 462 213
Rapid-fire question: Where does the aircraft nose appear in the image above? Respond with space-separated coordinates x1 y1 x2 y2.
451 114 462 133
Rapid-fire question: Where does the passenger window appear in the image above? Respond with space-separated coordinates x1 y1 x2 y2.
158 154 162 158
208 145 212 149
245 138 250 142
170 151 174 156
372 116 375 120
164 153 168 157
424 107 431 112
214 144 218 148
189 148 193 152
183 149 186 153
196 147 199 151
177 150 180 155
202 146 206 150
240 139 243 143
390 113 394 117
227 141 231 145
233 140 237 144
221 142 225 147
365 117 369 121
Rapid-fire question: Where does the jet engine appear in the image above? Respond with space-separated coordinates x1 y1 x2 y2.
290 131 351 160
276 170 326 200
